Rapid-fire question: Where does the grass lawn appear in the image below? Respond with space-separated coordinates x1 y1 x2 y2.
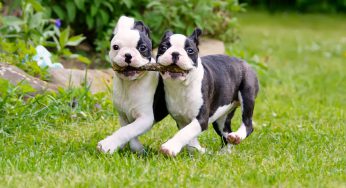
1 12 345 187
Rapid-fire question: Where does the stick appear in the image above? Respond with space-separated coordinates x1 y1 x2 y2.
112 63 188 73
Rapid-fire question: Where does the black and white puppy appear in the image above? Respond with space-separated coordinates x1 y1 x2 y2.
156 29 259 156
97 16 167 154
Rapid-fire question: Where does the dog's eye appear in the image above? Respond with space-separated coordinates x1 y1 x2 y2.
186 48 194 54
139 45 147 52
113 45 119 50
160 45 168 51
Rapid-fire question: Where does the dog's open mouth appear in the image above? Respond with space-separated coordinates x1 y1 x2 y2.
120 69 141 77
160 65 189 79
112 64 142 77
112 63 188 78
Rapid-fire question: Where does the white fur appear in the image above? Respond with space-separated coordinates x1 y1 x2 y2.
157 34 196 71
109 29 149 69
208 102 239 124
113 16 134 34
162 58 204 126
227 123 247 142
98 16 159 153
227 92 247 143
159 58 204 156
187 137 206 154
97 71 159 154
161 118 202 156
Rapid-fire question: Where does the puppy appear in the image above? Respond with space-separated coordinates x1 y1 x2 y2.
97 16 167 154
156 28 259 156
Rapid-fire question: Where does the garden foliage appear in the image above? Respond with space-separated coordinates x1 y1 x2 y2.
240 0 346 13
0 77 114 129
39 0 245 51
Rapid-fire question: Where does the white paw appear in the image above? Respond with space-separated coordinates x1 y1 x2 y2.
160 141 182 157
219 144 233 154
187 145 206 154
129 139 145 153
97 136 123 154
227 132 242 145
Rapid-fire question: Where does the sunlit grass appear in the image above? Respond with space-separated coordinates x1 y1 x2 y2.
1 11 345 187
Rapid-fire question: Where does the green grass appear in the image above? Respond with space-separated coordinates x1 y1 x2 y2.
1 12 345 187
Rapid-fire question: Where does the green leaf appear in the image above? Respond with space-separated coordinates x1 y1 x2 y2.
0 78 10 96
52 5 65 20
121 0 133 8
99 10 109 25
29 12 43 29
61 48 72 56
19 82 36 94
86 15 94 29
102 1 114 12
59 27 70 49
66 35 85 46
91 6 98 17
27 0 44 12
2 16 25 26
74 0 85 10
76 55 91 64
66 1 76 22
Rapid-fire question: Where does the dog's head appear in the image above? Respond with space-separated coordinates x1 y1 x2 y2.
109 16 152 80
156 28 202 80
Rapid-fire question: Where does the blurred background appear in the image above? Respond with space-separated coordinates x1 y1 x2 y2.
1 0 345 76
0 1 345 186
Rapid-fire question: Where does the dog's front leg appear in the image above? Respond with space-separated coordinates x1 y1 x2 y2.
97 116 154 154
118 115 145 153
161 119 202 156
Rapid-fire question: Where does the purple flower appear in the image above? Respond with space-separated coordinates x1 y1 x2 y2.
55 19 61 28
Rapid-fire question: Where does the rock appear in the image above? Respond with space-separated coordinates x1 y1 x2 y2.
153 37 225 57
0 62 58 94
48 68 113 94
199 38 225 56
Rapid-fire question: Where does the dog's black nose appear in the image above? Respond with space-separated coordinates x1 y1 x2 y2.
171 52 179 64
125 53 132 64
171 52 179 58
125 53 132 59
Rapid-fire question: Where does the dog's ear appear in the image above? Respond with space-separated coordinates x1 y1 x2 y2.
161 30 174 41
134 21 151 38
189 28 202 46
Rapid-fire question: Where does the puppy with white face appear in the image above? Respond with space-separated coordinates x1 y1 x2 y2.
156 28 259 156
97 16 167 154
109 16 153 80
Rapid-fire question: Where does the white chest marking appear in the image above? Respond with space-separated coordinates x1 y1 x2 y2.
113 71 159 122
163 61 204 125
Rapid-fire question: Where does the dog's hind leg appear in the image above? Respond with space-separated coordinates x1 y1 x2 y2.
227 70 258 145
213 109 237 153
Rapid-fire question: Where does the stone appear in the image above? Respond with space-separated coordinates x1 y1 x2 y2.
199 38 225 56
0 62 58 94
48 68 113 94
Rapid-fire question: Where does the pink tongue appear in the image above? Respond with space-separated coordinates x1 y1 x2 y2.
123 70 137 77
169 72 183 79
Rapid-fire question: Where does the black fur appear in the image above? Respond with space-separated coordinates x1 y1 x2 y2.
196 55 259 141
184 38 199 66
132 20 168 123
133 21 151 38
136 32 152 60
157 27 259 146
153 76 168 122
